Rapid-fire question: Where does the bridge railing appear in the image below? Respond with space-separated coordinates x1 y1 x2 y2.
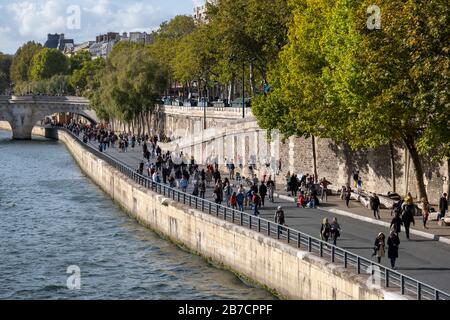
61 127 449 301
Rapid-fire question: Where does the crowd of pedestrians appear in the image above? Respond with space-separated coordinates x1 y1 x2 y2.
64 121 450 272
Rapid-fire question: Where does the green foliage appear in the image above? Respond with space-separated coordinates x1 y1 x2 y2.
71 56 105 95
30 48 69 80
10 41 43 85
89 44 168 122
69 51 92 73
0 52 13 93
14 75 74 95
253 0 449 199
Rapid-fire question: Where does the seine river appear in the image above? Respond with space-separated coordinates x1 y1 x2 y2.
0 130 274 300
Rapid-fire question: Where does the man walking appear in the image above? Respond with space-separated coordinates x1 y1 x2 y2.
401 197 415 240
439 193 448 220
259 182 268 207
274 206 286 236
370 194 381 220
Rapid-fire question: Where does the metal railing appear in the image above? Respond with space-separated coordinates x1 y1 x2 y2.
61 127 449 301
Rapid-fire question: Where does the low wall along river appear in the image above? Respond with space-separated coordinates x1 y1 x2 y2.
0 122 402 300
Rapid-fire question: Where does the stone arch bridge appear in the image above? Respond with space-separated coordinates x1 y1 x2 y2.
0 95 97 140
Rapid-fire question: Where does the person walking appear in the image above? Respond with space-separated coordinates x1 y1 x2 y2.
439 193 448 221
370 194 381 220
213 169 221 185
213 183 223 205
320 218 331 242
179 177 188 193
223 181 233 208
330 217 341 246
259 182 268 207
199 179 206 199
252 193 261 216
192 181 199 197
229 162 235 180
422 198 430 229
274 206 286 235
387 230 400 269
236 191 245 212
372 233 386 264
401 196 416 240
320 177 331 202
267 177 275 203
390 211 403 236
345 186 352 208
230 192 238 210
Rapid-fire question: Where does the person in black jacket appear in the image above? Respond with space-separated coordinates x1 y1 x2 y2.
439 193 448 220
370 194 381 220
402 201 416 240
259 182 268 207
387 231 400 269
390 211 403 235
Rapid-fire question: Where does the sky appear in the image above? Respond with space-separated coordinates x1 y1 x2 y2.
0 0 203 54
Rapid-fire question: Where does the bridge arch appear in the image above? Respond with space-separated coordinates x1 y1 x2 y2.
0 96 97 140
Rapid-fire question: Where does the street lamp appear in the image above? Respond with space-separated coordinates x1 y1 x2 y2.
242 61 245 119
203 85 208 130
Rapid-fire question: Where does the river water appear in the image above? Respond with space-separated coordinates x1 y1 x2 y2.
0 130 274 300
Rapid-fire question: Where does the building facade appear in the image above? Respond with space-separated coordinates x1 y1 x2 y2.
193 0 218 22
44 33 74 51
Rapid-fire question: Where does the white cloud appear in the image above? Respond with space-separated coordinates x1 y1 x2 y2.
0 0 195 54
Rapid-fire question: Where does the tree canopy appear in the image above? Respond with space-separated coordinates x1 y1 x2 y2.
10 41 43 84
253 0 450 200
30 48 69 80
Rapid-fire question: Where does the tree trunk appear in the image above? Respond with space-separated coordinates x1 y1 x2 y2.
249 62 256 97
403 136 428 201
312 135 318 183
389 141 396 192
228 76 235 102
146 112 152 137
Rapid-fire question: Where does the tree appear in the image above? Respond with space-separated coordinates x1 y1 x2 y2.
0 52 13 93
30 48 68 80
68 51 92 74
89 43 167 131
323 0 450 201
207 0 291 95
71 56 105 95
10 41 43 85
254 0 450 201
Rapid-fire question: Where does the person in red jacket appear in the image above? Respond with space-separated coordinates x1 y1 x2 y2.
297 193 306 208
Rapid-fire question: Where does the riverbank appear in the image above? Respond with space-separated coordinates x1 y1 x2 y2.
0 122 401 300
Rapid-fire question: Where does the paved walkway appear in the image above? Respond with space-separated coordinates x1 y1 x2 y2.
88 141 450 295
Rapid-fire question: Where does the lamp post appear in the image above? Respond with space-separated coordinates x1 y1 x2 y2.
242 61 245 119
203 85 207 130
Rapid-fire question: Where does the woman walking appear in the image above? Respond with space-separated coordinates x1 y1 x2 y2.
372 233 386 264
320 218 331 242
387 231 400 269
